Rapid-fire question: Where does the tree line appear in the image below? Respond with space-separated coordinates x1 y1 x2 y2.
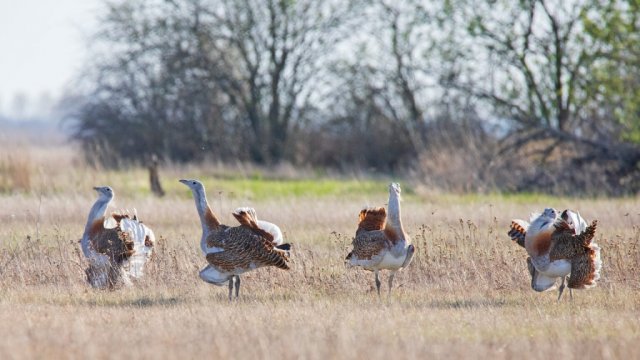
67 0 640 195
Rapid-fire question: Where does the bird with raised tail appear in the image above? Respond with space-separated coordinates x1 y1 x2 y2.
179 179 291 301
508 208 601 300
81 186 155 289
346 183 415 297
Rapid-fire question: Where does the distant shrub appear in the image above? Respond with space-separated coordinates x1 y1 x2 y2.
0 152 32 193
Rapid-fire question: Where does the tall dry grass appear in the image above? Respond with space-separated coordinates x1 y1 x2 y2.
0 134 639 359
1 187 639 359
0 152 32 192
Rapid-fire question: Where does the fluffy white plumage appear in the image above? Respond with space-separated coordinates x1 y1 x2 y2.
82 187 155 289
199 264 229 285
256 220 283 245
119 216 155 279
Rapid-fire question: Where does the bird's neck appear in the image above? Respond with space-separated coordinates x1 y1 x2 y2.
525 218 555 256
192 188 220 233
81 196 110 257
387 193 403 231
83 197 110 236
528 217 554 237
191 188 222 254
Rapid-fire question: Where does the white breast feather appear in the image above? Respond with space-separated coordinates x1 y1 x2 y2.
199 265 230 285
378 251 407 270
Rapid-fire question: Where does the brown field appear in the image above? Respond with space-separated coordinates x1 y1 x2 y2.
1 137 639 359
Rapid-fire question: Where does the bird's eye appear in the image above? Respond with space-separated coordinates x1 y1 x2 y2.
192 181 196 185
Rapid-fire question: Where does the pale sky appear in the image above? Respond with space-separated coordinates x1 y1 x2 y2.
0 0 101 118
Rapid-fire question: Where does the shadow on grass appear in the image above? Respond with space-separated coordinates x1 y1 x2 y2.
202 291 301 304
79 296 183 308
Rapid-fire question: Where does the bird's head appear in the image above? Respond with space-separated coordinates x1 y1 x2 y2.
93 186 114 201
179 179 205 193
528 207 557 233
389 182 402 199
541 208 557 221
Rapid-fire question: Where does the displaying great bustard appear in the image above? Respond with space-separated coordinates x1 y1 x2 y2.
346 183 415 297
508 208 601 300
81 186 155 289
180 179 291 301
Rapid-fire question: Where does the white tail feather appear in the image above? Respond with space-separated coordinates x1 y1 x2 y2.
234 207 283 245
587 243 602 288
119 218 154 278
257 220 284 245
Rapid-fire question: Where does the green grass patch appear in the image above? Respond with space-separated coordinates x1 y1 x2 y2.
429 191 602 206
176 177 394 200
432 192 560 205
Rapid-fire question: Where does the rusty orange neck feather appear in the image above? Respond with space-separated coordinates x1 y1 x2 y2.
204 205 221 230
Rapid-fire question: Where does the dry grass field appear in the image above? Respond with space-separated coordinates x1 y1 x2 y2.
1 135 639 359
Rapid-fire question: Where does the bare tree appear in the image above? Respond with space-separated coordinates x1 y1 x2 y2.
70 0 355 165
318 0 488 171
195 0 355 163
70 0 234 165
445 0 640 193
320 0 436 160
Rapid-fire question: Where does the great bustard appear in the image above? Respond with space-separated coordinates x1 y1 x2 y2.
346 183 415 297
508 208 601 300
81 186 155 289
180 179 291 300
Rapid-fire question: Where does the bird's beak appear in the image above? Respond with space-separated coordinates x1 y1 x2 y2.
179 179 188 184
93 186 100 191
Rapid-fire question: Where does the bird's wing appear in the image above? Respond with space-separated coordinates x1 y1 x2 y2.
346 230 389 261
507 219 529 248
105 209 137 228
550 220 598 261
119 217 155 278
357 207 387 234
205 226 289 272
231 207 275 243
567 243 601 289
89 217 134 264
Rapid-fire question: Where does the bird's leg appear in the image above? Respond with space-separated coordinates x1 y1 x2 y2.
557 276 566 302
228 276 234 302
234 275 241 299
388 271 396 297
374 270 381 297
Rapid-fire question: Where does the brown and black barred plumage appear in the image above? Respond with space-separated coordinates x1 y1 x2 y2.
550 219 599 289
346 183 415 297
180 179 291 300
82 186 156 290
89 215 136 264
346 207 391 261
508 208 602 299
205 224 290 272
508 220 528 248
